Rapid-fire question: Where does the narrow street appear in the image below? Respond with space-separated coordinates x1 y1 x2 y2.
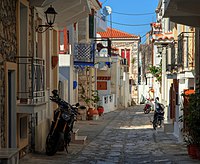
20 105 199 164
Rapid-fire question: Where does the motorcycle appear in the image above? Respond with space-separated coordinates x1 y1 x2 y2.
46 90 79 156
152 106 164 130
143 98 154 114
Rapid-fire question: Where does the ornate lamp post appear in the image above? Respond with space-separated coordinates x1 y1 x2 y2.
36 5 57 33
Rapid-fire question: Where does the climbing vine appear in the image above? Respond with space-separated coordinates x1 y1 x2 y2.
148 64 162 82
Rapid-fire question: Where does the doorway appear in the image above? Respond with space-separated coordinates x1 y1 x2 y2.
5 62 17 148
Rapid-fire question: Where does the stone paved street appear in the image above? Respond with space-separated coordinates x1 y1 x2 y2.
20 105 200 164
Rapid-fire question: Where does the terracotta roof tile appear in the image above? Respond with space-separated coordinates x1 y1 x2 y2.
97 27 139 39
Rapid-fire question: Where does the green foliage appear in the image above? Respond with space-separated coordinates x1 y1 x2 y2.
79 84 90 108
182 93 200 145
91 90 100 104
131 57 136 65
79 84 100 108
148 64 162 82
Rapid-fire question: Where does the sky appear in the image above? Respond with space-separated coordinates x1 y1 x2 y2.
100 0 159 43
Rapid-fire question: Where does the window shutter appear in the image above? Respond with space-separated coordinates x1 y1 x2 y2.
89 14 94 38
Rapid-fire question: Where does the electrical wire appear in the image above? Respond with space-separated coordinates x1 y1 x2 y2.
95 14 151 27
108 20 150 27
112 11 155 16
141 35 150 44
141 33 148 39
102 0 108 4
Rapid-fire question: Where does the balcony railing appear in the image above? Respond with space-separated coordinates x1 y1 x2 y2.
74 43 95 66
177 32 195 70
16 57 45 104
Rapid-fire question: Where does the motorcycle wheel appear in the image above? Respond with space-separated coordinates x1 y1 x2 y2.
158 119 162 127
146 108 151 114
46 132 60 156
144 108 150 114
153 118 158 130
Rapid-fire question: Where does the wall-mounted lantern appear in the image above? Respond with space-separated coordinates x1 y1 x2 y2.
36 5 57 33
157 46 163 54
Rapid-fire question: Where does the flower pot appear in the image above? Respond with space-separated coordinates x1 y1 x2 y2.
188 144 198 159
97 106 104 116
77 106 87 120
195 146 200 160
87 108 98 117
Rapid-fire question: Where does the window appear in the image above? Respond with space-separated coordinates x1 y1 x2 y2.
59 28 69 54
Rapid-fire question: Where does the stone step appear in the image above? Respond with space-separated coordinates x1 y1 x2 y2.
71 128 87 144
71 136 87 144
164 120 174 133
72 128 79 136
71 128 79 140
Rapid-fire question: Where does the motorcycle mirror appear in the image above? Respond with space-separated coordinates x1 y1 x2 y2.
75 103 80 107
52 90 58 96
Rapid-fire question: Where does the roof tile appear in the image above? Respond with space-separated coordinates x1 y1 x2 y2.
97 27 139 38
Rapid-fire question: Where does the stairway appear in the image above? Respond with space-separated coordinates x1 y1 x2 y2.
71 128 87 144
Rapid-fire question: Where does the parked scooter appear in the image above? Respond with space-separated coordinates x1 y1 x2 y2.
143 98 154 114
46 90 79 156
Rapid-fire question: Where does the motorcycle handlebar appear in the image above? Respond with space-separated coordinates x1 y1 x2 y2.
49 95 80 115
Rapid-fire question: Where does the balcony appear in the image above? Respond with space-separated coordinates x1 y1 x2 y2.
16 57 45 105
163 0 200 27
31 0 90 27
177 32 195 70
74 43 95 67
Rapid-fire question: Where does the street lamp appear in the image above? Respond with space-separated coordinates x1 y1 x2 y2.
36 5 57 33
157 45 163 54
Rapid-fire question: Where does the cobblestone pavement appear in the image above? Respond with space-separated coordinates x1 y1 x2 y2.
20 105 200 164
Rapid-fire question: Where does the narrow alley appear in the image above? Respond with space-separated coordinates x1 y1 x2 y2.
20 105 199 164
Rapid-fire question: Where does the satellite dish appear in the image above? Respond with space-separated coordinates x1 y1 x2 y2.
103 6 112 16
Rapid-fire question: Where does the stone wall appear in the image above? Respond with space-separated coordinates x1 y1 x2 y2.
0 0 17 148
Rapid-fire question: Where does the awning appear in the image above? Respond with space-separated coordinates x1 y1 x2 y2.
164 0 200 27
30 0 90 28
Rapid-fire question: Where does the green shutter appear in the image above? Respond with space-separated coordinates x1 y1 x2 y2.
89 15 94 38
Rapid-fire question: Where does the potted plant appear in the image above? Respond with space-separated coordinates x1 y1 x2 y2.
181 92 200 159
97 106 104 116
79 84 99 119
91 90 104 116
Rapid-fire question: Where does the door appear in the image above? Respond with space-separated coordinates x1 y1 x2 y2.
5 62 17 148
170 79 178 120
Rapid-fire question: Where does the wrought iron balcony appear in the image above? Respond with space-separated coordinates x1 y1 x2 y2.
177 32 195 70
16 56 45 104
74 42 95 67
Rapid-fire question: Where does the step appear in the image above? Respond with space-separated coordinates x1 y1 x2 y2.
0 148 19 164
164 120 174 133
72 136 87 144
71 128 79 141
72 128 79 136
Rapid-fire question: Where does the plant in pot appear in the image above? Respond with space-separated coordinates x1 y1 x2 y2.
91 90 104 116
181 92 200 159
79 84 98 119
